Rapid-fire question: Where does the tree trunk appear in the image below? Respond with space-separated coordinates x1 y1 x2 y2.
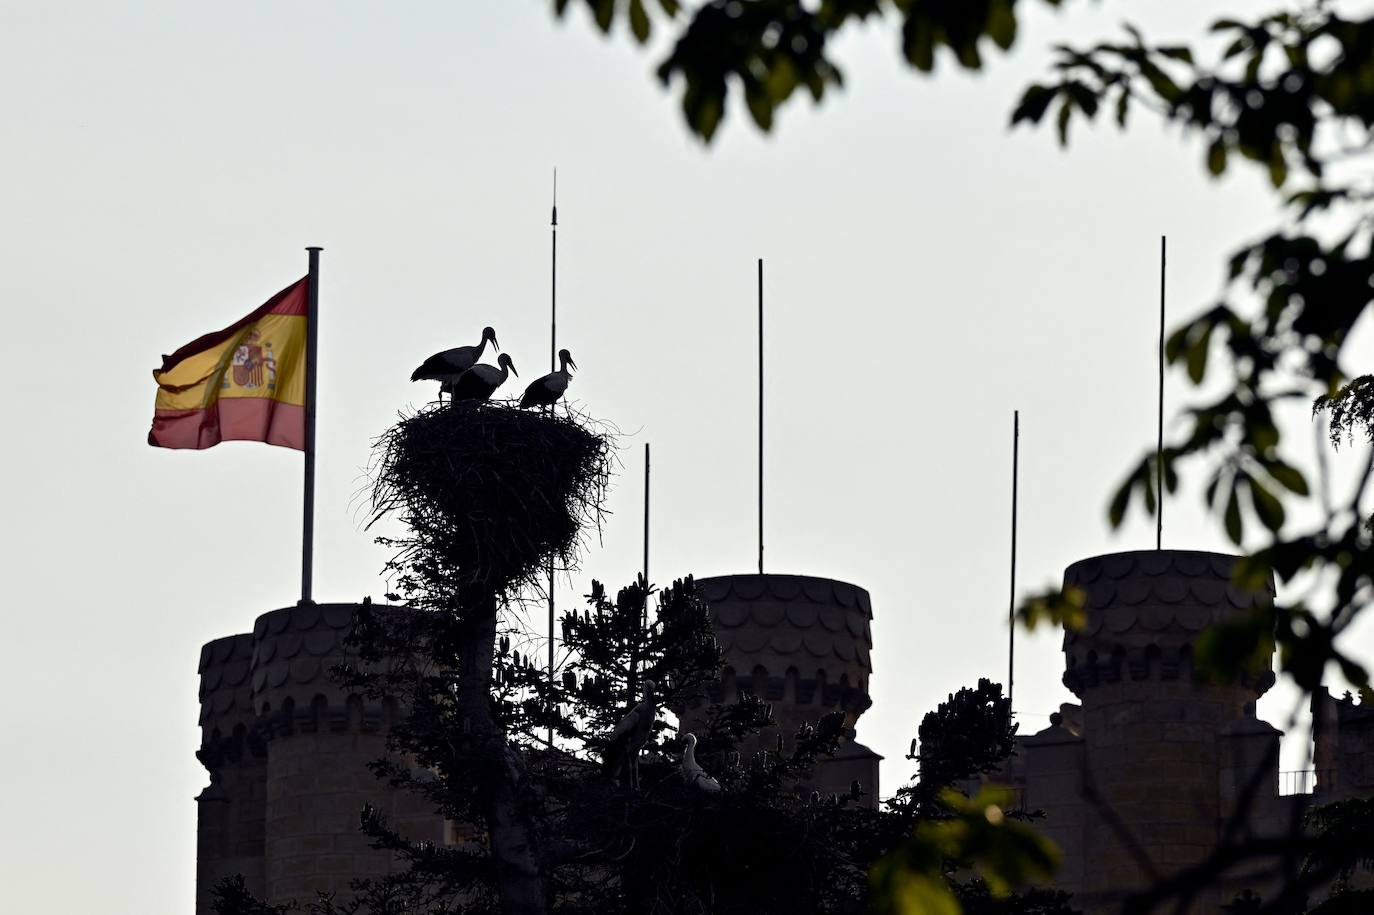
457 590 549 915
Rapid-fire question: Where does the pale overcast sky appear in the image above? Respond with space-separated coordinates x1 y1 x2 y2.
3 2 1371 912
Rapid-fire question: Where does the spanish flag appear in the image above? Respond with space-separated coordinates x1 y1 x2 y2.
148 277 309 450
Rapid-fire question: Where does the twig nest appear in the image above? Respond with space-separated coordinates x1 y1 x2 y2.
371 401 612 594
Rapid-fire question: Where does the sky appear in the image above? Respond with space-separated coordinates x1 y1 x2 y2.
3 2 1372 912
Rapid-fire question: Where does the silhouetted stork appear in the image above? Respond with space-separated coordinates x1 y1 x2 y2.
603 679 656 790
679 733 721 793
442 353 518 403
519 348 577 409
411 326 499 399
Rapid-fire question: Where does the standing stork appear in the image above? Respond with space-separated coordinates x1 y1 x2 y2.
679 733 721 793
603 679 656 790
411 326 499 399
442 353 518 403
519 348 577 409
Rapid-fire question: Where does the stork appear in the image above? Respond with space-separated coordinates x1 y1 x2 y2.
603 679 656 790
442 353 518 403
679 733 721 794
411 326 499 399
519 348 577 410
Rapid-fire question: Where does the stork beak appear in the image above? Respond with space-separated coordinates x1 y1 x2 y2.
569 358 578 373
509 361 518 377
491 333 500 352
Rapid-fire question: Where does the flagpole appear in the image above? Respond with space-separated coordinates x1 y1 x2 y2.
301 246 322 605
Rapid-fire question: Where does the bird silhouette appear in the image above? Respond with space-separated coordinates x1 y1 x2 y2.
603 679 656 790
679 733 721 793
519 348 577 409
411 327 499 400
442 353 518 403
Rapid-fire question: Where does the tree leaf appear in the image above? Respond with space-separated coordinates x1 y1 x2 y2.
1186 323 1213 382
1066 81 1099 118
1010 84 1055 125
1250 479 1286 532
745 87 774 131
1224 485 1243 544
592 0 614 33
1267 461 1310 496
1017 586 1087 631
1207 137 1228 176
1108 475 1133 527
1268 146 1289 187
988 0 1017 51
629 0 650 43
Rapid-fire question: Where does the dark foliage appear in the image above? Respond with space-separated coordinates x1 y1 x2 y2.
550 0 1068 142
1303 797 1374 896
915 678 1016 792
1004 7 1374 913
1317 376 1374 451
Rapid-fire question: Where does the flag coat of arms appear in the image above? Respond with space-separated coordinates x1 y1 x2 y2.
148 277 310 450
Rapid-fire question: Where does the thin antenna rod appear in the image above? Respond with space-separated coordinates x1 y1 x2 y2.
757 258 764 576
1157 236 1166 551
551 170 558 373
643 442 651 627
548 171 558 746
1009 410 1019 708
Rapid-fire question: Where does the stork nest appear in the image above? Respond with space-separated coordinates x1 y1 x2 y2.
369 400 613 598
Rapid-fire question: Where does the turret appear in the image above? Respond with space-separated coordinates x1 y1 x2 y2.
251 602 444 906
685 574 881 803
1061 550 1276 911
195 603 445 911
1311 686 1374 799
196 633 266 913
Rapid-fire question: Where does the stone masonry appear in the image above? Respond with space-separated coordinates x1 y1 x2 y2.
196 603 444 913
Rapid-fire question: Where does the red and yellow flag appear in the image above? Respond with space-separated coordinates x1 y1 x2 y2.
149 277 309 450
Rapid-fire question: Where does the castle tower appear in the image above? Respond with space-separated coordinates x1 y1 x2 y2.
1312 686 1374 799
197 633 267 912
1060 550 1276 912
686 574 881 803
196 603 445 912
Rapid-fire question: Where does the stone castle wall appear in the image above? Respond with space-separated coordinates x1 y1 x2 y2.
196 603 444 913
1005 550 1305 914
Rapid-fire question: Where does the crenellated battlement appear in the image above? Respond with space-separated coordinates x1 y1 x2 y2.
1063 642 1276 696
700 665 873 725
